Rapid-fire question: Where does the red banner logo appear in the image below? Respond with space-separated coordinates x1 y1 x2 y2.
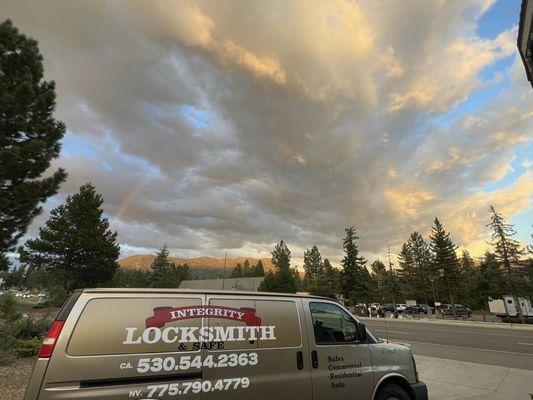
145 306 262 328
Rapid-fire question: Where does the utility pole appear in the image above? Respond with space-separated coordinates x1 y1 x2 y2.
429 277 436 308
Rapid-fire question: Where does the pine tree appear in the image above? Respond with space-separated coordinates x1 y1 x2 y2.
0 20 67 257
458 250 477 307
253 259 265 277
242 260 251 277
487 206 526 323
258 271 276 292
522 259 533 301
303 245 323 288
475 252 505 310
398 232 434 304
341 227 370 305
318 258 339 298
151 244 171 284
258 241 297 293
19 183 119 293
150 244 190 288
384 267 402 306
429 218 460 318
371 260 387 300
271 240 297 293
231 263 243 278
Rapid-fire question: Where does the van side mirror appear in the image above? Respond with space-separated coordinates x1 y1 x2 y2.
356 321 367 342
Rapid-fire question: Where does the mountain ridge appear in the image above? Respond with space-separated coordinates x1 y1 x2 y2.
118 254 275 272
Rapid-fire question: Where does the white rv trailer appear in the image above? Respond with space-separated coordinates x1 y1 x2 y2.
488 295 533 317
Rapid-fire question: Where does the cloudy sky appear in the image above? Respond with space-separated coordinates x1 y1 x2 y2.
2 0 532 266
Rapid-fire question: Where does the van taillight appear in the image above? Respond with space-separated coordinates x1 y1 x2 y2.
38 321 65 358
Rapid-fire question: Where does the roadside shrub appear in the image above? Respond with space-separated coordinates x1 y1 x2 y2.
11 337 43 357
8 317 50 340
0 293 51 361
32 301 51 309
0 292 21 323
0 317 49 359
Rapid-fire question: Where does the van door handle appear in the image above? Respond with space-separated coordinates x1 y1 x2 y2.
296 351 304 370
311 350 318 369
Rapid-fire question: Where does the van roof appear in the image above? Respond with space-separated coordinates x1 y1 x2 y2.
81 288 329 300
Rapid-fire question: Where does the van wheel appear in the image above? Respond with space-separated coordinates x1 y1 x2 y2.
375 384 411 400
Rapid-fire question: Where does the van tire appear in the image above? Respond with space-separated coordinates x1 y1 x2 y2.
375 383 411 400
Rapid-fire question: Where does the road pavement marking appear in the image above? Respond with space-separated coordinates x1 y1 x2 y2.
517 342 533 346
365 322 533 339
374 329 410 335
404 340 533 356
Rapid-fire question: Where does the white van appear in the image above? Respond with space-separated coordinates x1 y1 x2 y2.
25 288 427 400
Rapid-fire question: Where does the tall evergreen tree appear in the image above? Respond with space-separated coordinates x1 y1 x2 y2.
429 218 460 319
487 206 526 323
231 263 243 278
303 245 323 288
258 240 297 293
19 183 119 292
0 20 67 257
458 250 477 307
151 244 171 284
242 260 251 277
398 232 434 303
475 252 505 310
259 271 277 292
253 259 265 277
317 258 339 298
521 259 533 301
384 266 402 306
150 244 190 288
340 227 370 305
370 259 387 301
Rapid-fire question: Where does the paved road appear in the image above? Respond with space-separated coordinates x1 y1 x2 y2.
364 318 533 370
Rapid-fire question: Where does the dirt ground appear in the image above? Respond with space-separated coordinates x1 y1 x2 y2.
0 358 34 400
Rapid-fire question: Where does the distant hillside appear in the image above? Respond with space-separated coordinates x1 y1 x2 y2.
118 255 275 279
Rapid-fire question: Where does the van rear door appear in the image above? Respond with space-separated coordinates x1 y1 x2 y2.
202 294 312 400
37 292 205 400
303 299 374 400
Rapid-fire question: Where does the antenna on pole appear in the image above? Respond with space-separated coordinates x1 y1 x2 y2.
222 251 227 290
383 244 395 343
388 244 396 308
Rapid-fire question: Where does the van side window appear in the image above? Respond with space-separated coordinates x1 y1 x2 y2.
310 302 357 345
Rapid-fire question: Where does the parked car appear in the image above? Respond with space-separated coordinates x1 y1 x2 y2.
396 304 407 312
383 303 396 312
24 288 428 400
417 304 434 314
440 304 472 317
405 305 424 315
